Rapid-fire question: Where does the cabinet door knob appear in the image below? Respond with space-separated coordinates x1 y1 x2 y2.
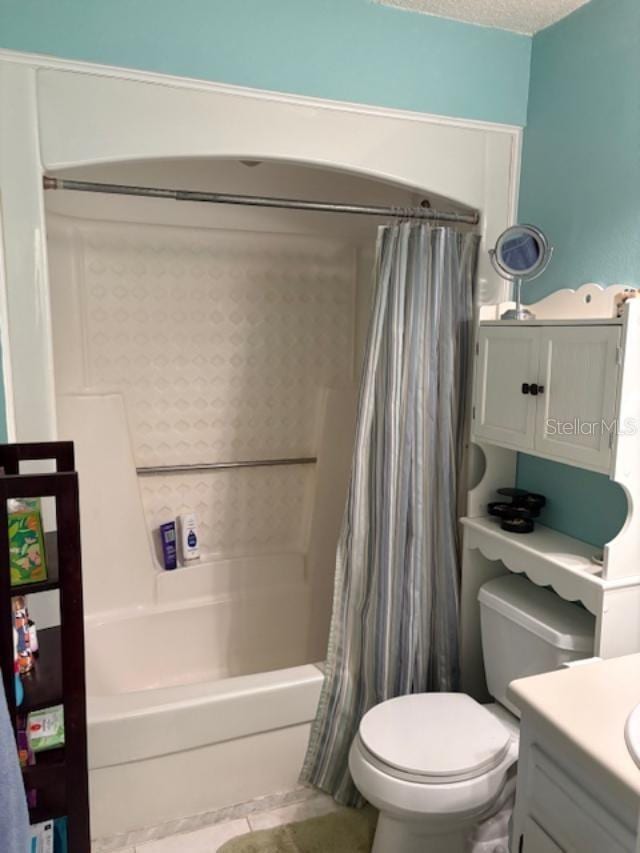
522 383 530 395
530 383 544 396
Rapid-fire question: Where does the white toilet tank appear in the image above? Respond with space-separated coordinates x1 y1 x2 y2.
479 574 595 716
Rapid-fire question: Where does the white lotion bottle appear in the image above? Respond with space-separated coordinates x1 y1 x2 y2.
178 513 200 562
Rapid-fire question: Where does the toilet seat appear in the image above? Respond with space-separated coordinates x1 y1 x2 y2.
358 693 512 785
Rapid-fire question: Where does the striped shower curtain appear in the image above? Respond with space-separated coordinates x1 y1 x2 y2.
300 222 479 805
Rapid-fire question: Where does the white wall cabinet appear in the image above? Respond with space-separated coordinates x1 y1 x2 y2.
473 325 539 450
472 322 621 473
535 325 621 471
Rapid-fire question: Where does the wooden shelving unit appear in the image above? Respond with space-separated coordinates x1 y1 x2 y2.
0 442 90 852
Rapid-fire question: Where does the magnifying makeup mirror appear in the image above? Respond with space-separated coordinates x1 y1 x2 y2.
489 224 553 320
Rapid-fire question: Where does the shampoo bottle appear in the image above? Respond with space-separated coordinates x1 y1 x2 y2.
178 513 200 562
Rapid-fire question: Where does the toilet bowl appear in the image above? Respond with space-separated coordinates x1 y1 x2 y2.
349 692 518 853
349 574 596 852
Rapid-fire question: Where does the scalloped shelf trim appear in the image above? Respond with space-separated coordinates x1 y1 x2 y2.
462 516 604 613
480 282 632 323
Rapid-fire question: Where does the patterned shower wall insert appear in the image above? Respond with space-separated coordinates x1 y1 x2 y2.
141 465 313 556
49 217 358 559
79 221 356 464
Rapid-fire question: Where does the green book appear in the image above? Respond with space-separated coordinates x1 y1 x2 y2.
9 502 48 586
27 705 65 752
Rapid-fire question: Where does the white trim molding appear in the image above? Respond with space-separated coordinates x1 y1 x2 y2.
0 47 524 135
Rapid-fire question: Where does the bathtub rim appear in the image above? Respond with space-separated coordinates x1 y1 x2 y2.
88 660 324 769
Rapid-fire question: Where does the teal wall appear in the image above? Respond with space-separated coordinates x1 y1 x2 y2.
516 0 639 546
518 0 640 302
516 457 627 548
0 0 531 125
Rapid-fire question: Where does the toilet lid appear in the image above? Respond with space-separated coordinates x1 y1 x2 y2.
359 693 512 783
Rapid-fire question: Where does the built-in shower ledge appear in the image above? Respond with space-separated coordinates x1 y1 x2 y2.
461 516 640 614
155 551 306 605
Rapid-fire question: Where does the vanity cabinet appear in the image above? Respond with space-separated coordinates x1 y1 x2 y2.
520 818 564 853
509 656 640 853
515 746 634 853
472 322 621 473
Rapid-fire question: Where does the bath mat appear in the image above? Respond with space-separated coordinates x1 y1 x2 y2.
218 806 377 853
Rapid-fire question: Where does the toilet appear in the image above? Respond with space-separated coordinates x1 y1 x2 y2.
349 574 595 853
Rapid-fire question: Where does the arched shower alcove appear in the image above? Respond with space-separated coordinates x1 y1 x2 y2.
44 155 445 630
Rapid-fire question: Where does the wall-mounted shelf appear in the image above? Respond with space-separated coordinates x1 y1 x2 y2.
461 285 640 701
461 517 605 610
0 442 90 853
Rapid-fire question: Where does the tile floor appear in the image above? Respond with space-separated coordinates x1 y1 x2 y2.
109 793 341 852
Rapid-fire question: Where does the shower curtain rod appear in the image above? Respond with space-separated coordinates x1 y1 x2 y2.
42 176 480 225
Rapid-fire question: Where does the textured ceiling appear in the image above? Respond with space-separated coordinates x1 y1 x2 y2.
376 0 592 34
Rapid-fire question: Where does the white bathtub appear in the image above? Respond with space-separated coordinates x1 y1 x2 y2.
86 553 325 840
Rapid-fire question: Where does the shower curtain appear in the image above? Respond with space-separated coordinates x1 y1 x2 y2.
301 221 479 805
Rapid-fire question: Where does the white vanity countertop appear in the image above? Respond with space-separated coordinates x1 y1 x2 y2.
508 655 640 799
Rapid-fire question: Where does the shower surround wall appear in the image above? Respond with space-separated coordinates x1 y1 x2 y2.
49 217 354 565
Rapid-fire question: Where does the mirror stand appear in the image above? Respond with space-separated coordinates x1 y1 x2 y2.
501 278 536 321
490 224 552 321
